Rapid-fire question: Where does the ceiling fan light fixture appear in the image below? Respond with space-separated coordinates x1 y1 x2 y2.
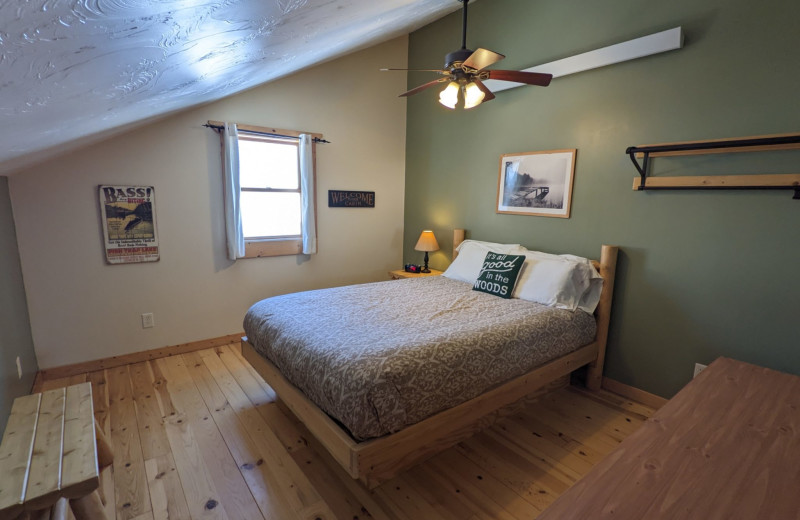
463 82 485 109
438 81 460 109
386 0 552 108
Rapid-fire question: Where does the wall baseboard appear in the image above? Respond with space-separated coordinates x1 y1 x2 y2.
602 377 668 410
37 332 245 381
31 371 44 393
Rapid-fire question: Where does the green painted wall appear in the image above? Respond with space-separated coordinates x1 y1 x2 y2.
403 0 800 398
0 176 38 437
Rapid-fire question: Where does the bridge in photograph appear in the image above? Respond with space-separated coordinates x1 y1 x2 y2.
519 186 550 200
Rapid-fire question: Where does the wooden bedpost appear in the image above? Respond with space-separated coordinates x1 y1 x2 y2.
586 245 619 391
453 228 465 259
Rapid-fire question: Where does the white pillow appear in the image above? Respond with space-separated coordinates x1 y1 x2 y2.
455 239 525 254
443 240 527 284
513 251 603 313
565 255 604 313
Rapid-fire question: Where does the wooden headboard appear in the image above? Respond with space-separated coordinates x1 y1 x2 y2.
449 227 617 391
453 228 466 259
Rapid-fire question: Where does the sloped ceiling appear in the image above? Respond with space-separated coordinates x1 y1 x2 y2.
0 0 459 174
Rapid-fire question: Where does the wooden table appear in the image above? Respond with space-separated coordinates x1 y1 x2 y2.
537 357 800 519
0 383 111 520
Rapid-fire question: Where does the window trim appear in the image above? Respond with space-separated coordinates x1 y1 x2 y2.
244 238 303 258
219 123 319 259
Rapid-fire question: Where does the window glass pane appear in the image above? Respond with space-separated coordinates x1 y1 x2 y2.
239 139 298 189
241 191 301 238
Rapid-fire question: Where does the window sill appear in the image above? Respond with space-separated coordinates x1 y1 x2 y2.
244 238 303 258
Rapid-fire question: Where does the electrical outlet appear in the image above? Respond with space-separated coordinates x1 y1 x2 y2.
141 313 155 329
694 363 707 378
16 356 22 379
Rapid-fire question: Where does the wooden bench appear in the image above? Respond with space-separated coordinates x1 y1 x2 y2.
0 383 114 520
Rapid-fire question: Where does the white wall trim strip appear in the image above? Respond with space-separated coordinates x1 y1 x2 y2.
484 27 684 93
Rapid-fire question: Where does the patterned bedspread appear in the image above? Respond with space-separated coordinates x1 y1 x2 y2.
244 276 596 440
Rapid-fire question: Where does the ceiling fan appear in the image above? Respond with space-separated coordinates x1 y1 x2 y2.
382 0 553 110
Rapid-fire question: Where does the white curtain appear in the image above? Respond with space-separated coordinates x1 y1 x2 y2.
299 134 317 255
223 122 245 260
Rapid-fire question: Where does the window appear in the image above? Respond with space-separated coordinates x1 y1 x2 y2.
239 135 302 240
216 121 320 259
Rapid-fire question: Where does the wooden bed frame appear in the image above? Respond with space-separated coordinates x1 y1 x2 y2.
242 230 618 488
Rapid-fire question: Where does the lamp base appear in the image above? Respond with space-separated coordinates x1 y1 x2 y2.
421 252 431 273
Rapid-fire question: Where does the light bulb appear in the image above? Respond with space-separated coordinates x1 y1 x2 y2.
463 82 486 109
438 82 460 109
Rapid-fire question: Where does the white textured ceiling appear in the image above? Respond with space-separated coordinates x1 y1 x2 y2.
0 0 459 174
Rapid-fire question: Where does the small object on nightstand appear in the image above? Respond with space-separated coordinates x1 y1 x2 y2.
389 269 443 280
414 230 439 273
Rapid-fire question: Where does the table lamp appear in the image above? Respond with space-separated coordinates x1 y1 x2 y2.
414 230 439 273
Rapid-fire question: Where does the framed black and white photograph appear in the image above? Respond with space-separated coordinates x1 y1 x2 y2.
496 149 576 218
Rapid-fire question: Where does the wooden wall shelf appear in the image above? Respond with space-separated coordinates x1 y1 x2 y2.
626 133 800 199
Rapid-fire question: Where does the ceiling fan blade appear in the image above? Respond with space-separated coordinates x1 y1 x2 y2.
487 70 553 86
381 68 449 74
473 79 495 102
462 48 505 71
400 78 448 97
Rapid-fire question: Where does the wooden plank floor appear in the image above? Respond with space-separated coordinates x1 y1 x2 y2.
34 343 655 520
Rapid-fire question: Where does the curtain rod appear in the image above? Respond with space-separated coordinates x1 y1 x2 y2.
203 123 331 144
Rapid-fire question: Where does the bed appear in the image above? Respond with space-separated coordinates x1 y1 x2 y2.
241 230 618 487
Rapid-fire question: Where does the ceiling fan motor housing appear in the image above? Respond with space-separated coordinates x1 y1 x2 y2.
445 48 474 69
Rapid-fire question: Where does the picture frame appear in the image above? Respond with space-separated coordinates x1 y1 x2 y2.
496 149 577 218
98 185 159 264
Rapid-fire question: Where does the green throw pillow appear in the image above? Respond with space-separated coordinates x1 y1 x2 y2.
472 251 525 299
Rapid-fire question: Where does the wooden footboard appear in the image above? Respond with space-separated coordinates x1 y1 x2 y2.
241 238 619 488
242 339 595 488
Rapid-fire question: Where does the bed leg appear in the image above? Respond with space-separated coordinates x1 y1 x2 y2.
586 365 603 391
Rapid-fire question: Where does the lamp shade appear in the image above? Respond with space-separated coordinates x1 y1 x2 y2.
414 230 439 252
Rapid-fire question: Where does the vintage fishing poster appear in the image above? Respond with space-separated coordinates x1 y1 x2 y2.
99 185 159 264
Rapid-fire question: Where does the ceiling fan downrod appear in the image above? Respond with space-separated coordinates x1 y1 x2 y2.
446 0 473 68
460 0 468 50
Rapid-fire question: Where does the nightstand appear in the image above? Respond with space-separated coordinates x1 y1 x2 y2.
389 269 443 280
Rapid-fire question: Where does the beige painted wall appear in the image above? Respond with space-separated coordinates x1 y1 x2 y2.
9 37 408 369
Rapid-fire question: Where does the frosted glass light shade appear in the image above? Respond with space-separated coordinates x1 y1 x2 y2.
463 82 485 109
438 82 460 109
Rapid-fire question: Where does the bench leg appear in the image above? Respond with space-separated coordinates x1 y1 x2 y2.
69 491 108 520
94 419 114 469
50 498 69 520
13 498 68 520
96 487 105 507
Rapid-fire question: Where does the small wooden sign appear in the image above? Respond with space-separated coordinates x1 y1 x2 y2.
328 190 375 208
